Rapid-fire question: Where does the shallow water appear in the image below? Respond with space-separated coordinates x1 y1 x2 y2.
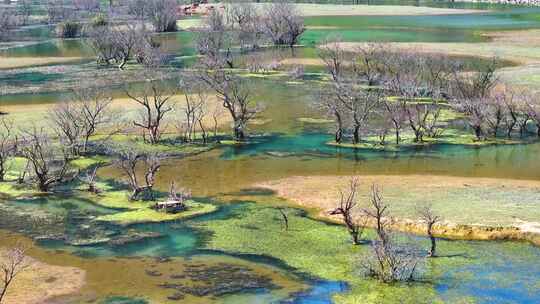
2 1 540 303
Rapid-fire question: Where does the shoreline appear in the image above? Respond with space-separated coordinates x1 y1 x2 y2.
257 175 540 246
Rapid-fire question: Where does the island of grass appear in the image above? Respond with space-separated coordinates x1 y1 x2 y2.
0 155 217 226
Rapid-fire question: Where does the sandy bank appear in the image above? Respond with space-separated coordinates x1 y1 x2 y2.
257 175 540 245
0 249 85 304
269 3 485 16
0 56 83 69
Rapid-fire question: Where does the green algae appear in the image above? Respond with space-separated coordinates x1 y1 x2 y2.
195 203 439 304
96 200 217 226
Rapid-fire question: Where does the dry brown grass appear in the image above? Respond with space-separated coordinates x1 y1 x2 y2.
0 250 85 304
0 57 83 69
257 175 540 233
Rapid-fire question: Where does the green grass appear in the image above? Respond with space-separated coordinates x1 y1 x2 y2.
96 200 217 226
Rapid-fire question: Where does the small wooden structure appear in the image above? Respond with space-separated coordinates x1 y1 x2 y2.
153 200 186 214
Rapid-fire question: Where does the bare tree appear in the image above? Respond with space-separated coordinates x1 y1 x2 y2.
0 9 19 41
48 101 85 157
0 119 15 182
197 9 235 69
114 149 161 201
0 244 30 303
20 127 71 192
278 207 289 231
485 94 505 138
363 184 389 244
317 40 347 143
459 98 488 140
147 0 178 32
198 69 261 141
451 57 498 100
16 0 33 26
361 186 422 283
46 0 73 24
384 99 407 145
343 89 382 144
78 164 101 194
353 43 387 86
261 1 305 52
177 80 208 143
527 97 540 137
227 2 263 51
87 23 153 69
74 87 114 154
416 204 441 257
126 78 175 144
361 236 421 283
329 178 365 245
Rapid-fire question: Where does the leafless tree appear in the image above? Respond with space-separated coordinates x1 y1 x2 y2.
454 98 487 141
278 207 289 231
316 88 346 143
526 96 540 137
73 0 100 12
46 0 73 23
73 87 114 154
416 204 441 257
198 69 261 141
0 9 19 41
48 101 85 157
485 94 505 138
329 178 365 245
361 186 422 283
361 236 422 283
363 184 389 244
78 165 100 193
353 43 387 86
227 2 263 50
343 89 382 144
403 101 442 142
261 1 305 52
114 149 161 201
147 0 178 32
87 23 153 69
177 80 208 143
0 244 31 303
127 0 148 22
384 99 407 145
126 78 175 144
451 57 498 100
16 0 32 26
197 9 235 69
317 40 347 143
318 38 346 82
168 181 190 204
0 119 15 182
19 127 70 192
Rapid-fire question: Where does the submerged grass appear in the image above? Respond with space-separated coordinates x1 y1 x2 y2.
196 203 439 304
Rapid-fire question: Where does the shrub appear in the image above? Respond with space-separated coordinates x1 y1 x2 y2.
55 21 81 38
90 14 108 28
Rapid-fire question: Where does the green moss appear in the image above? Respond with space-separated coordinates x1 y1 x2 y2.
70 156 110 170
297 117 334 124
97 200 217 226
327 127 526 151
196 204 438 303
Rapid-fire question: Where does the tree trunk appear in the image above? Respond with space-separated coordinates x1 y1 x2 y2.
352 124 360 144
395 128 400 145
474 126 482 141
233 123 245 141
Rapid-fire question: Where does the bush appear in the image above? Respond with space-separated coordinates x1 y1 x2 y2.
90 14 108 28
55 21 81 38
